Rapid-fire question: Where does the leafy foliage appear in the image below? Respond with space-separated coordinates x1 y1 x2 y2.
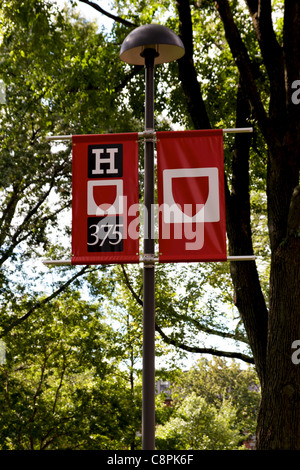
0 0 298 450
0 290 142 449
156 357 259 450
156 394 242 450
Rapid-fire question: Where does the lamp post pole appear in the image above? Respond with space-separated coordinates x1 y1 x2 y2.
142 48 156 450
119 24 185 451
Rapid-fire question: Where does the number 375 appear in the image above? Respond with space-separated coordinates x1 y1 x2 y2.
87 217 123 252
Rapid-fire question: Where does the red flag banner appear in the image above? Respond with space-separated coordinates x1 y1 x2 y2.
71 133 139 265
157 129 227 263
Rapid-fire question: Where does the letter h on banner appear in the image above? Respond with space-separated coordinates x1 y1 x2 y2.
156 129 227 263
71 133 139 265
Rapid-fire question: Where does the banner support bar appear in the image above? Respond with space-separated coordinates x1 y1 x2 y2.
223 127 253 134
45 128 253 141
43 259 72 265
42 255 256 266
45 135 72 141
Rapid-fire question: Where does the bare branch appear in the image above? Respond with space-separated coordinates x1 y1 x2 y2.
121 266 252 362
167 310 249 345
114 65 143 94
155 322 255 364
121 265 143 307
78 0 138 28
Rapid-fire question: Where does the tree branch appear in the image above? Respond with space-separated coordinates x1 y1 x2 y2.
284 0 300 86
175 0 211 129
78 0 137 28
0 265 91 337
214 0 273 145
114 65 143 94
0 156 71 267
244 0 286 131
121 265 143 307
155 322 254 364
166 310 249 345
245 0 283 76
0 184 20 247
121 266 252 363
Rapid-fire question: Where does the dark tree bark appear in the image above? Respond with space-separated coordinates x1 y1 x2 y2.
225 81 268 386
176 0 211 129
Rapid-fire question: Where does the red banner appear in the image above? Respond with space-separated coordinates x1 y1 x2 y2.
71 133 139 265
157 129 227 263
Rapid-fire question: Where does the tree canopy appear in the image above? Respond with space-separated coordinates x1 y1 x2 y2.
0 0 299 450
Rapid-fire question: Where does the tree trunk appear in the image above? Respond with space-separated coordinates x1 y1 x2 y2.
225 81 268 386
257 235 300 449
256 137 300 448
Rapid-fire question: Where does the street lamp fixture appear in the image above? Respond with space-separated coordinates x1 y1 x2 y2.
120 23 185 65
120 24 185 451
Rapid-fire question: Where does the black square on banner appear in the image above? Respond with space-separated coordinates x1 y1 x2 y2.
87 216 123 252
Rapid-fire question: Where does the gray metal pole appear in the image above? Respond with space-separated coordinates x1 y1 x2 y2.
142 48 156 451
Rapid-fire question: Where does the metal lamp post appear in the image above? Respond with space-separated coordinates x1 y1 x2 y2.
120 24 185 450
